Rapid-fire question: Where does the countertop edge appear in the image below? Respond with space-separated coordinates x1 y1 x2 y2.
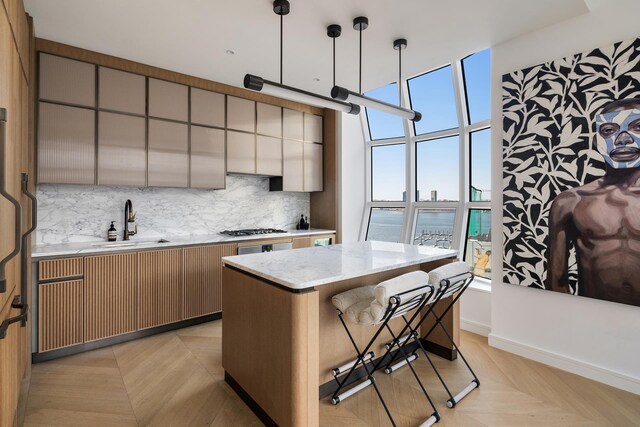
221 250 459 291
31 229 336 260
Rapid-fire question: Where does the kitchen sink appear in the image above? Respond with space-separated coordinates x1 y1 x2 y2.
101 242 138 248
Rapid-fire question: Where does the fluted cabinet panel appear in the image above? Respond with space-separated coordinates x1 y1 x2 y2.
38 280 84 352
39 53 95 107
137 249 182 330
183 244 236 319
84 253 137 342
38 257 83 281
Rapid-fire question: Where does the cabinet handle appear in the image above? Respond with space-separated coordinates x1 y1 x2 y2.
0 108 22 294
0 296 28 339
19 173 37 325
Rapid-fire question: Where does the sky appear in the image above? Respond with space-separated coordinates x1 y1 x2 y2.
367 48 491 202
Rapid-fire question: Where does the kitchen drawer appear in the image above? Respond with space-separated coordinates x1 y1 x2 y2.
39 257 84 281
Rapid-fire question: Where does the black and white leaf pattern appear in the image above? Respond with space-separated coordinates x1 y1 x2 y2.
502 37 640 293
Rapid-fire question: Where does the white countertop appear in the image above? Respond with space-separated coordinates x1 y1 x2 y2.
222 241 459 291
31 229 335 259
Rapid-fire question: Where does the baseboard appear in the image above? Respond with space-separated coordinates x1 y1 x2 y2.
460 318 491 337
488 333 640 395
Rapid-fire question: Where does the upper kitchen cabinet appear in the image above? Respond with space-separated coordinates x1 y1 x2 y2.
256 135 282 176
191 125 225 189
303 142 323 192
191 88 225 128
227 130 255 175
148 119 189 187
256 102 282 137
281 139 304 191
304 113 323 143
39 53 95 107
148 78 188 122
283 108 304 141
98 67 146 115
98 112 146 186
38 102 96 185
227 96 255 133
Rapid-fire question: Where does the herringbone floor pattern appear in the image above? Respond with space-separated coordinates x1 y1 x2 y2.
22 320 640 426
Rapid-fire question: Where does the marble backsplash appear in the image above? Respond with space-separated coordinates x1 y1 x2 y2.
36 176 310 244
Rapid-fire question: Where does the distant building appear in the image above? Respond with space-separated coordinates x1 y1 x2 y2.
430 190 437 201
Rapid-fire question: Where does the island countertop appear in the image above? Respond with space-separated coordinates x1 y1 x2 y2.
222 241 458 291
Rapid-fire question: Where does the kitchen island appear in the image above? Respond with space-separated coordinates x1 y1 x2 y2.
221 241 459 427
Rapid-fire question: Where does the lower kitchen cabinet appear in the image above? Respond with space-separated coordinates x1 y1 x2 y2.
183 244 236 319
137 249 182 329
38 279 84 352
84 253 137 341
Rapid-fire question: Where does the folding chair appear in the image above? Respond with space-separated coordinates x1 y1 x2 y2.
379 261 480 409
330 271 441 427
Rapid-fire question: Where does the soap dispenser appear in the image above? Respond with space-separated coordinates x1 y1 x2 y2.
108 221 117 242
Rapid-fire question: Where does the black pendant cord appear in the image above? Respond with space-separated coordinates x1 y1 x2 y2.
333 37 336 88
358 29 362 94
280 13 283 84
398 46 402 86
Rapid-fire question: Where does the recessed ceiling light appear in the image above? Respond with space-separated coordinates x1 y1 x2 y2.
226 49 235 55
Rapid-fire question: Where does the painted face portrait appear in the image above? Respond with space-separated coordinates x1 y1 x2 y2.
595 108 640 169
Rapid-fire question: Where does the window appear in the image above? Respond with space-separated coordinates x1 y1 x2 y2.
367 208 405 243
464 209 492 279
408 65 458 135
413 209 456 248
470 128 491 201
462 49 491 124
365 83 404 140
416 136 459 201
372 143 406 202
362 48 492 284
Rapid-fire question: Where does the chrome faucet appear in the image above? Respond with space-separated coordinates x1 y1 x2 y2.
124 199 137 240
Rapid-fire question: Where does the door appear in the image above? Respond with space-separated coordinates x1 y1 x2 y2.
84 254 137 342
148 119 189 187
227 96 255 133
183 244 236 319
38 280 84 352
282 139 303 191
303 142 323 192
227 130 255 174
190 125 225 189
98 112 146 186
137 249 182 329
256 135 282 176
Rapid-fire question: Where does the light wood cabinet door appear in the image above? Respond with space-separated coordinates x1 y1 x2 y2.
304 113 323 143
227 96 255 132
191 125 226 189
98 67 146 115
39 53 95 107
304 142 323 192
98 112 146 186
37 102 96 185
191 88 225 128
138 249 182 330
292 237 311 249
282 139 304 191
183 244 236 319
257 102 282 137
256 135 282 176
227 130 256 174
0 289 22 427
39 280 84 352
148 78 188 121
148 119 189 187
283 108 303 140
84 253 137 342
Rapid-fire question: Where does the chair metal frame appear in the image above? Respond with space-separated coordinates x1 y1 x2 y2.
331 283 441 427
379 271 480 408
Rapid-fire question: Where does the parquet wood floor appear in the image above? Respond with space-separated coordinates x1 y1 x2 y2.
22 320 640 426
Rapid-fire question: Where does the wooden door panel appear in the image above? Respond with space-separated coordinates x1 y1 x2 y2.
38 280 83 352
138 249 181 329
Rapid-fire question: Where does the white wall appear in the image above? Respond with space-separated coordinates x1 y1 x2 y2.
338 112 366 243
490 0 640 394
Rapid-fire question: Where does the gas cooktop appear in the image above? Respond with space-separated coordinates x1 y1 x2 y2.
220 228 288 237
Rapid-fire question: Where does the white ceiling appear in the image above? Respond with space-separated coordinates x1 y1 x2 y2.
24 0 590 95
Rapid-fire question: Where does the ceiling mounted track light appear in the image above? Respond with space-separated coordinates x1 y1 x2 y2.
331 20 422 122
242 0 360 115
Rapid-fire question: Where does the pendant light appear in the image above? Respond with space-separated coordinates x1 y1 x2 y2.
331 19 422 122
243 0 360 115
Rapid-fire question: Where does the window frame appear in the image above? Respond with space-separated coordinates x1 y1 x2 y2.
361 49 491 286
